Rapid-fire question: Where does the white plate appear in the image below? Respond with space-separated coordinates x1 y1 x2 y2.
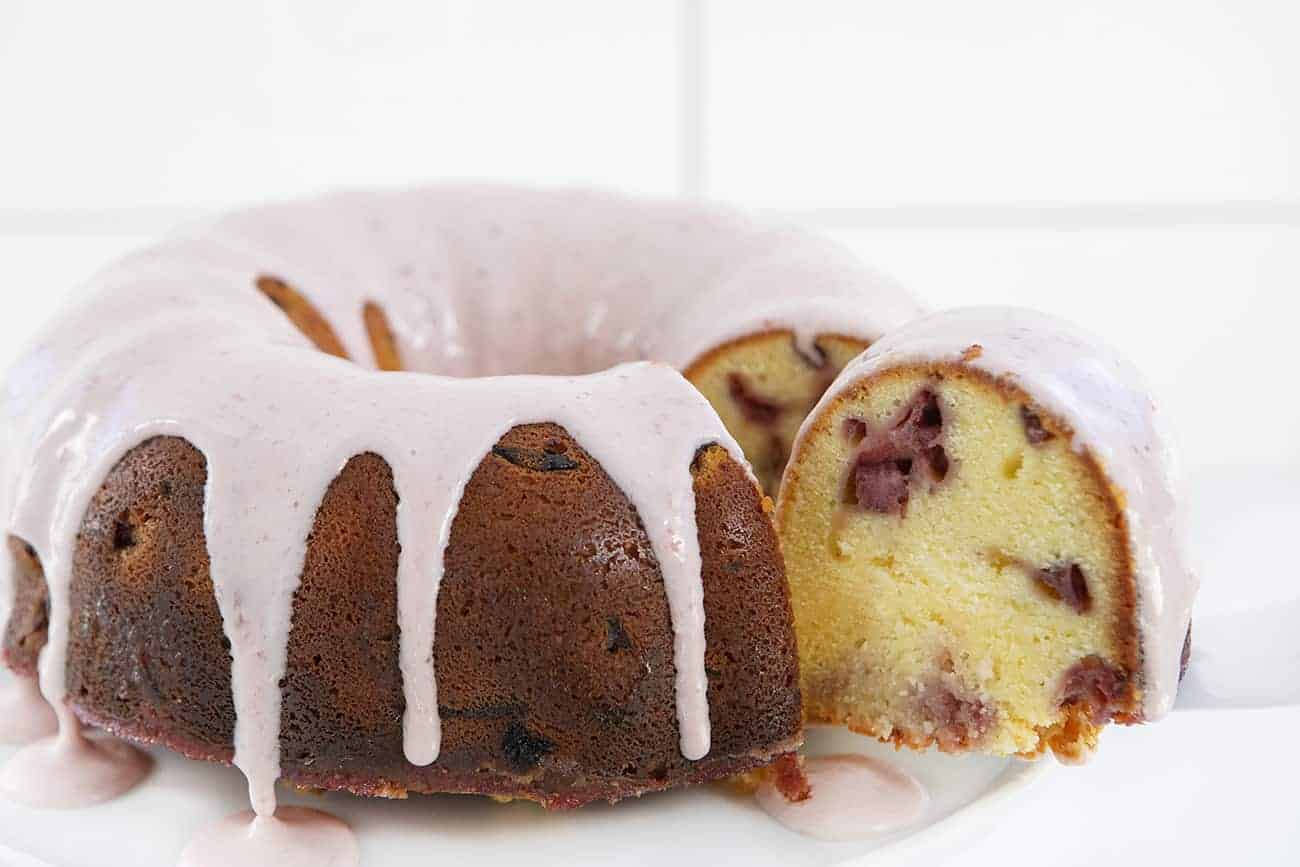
0 679 1048 867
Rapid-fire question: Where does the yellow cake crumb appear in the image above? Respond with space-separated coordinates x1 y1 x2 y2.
778 364 1138 758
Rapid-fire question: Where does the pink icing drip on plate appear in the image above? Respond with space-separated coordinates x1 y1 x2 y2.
0 726 151 809
178 806 359 867
756 754 929 841
0 673 57 745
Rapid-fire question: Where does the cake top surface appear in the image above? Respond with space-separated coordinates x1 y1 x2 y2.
181 184 924 376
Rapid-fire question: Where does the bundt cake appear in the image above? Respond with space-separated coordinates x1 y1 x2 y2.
778 307 1196 762
0 186 923 851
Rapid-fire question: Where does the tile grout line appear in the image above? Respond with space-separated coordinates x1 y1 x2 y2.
3 201 1300 237
761 201 1300 231
0 206 211 236
678 0 706 200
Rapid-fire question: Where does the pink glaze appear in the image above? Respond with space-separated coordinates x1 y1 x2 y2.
0 727 150 808
177 806 359 867
756 754 929 841
0 673 57 745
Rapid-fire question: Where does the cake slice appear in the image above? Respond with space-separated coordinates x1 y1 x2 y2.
777 307 1195 760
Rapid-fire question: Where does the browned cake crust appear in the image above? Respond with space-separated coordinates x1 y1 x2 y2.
2 426 802 808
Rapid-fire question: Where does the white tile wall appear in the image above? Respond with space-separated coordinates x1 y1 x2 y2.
704 0 1300 208
825 226 1300 467
0 1 681 209
1 0 1297 475
0 233 156 374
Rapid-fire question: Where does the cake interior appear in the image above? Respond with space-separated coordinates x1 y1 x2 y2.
779 364 1138 759
685 332 868 496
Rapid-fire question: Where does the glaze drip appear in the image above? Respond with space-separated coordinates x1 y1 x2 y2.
178 806 359 867
0 673 57 745
755 754 928 840
0 727 151 808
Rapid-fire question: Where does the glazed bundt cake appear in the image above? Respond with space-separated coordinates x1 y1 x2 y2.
0 185 923 838
778 307 1196 761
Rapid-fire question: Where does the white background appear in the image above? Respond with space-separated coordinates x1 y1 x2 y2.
0 1 1296 864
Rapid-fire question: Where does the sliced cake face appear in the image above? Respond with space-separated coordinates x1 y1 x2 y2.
685 332 868 496
779 364 1140 760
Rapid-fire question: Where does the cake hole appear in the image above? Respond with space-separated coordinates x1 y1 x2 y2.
842 418 867 444
917 679 995 751
1059 656 1126 724
1032 562 1092 614
604 617 633 653
501 720 554 772
843 454 911 513
924 445 949 482
916 393 942 429
255 275 350 360
362 300 404 371
839 387 948 516
491 444 580 472
112 513 138 550
840 468 858 505
1020 405 1055 445
1002 452 1024 480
